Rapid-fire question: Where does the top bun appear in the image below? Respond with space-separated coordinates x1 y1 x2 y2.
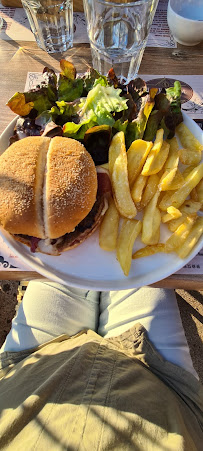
0 136 97 240
45 136 97 238
0 136 50 238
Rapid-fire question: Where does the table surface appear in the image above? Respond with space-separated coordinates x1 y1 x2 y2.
0 36 203 288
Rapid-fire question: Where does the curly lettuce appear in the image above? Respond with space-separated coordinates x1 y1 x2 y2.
63 84 128 139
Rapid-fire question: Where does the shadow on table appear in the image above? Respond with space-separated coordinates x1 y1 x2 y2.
176 290 203 383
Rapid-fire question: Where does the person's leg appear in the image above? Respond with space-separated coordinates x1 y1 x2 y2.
98 287 198 378
1 280 100 352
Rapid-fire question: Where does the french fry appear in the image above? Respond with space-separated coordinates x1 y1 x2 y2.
167 200 201 232
132 244 165 259
167 206 182 218
117 219 142 276
190 187 199 202
142 140 169 176
99 197 119 251
176 217 203 259
164 168 184 191
182 166 195 179
112 144 137 219
176 122 203 153
179 147 201 166
162 214 170 224
108 131 125 177
162 206 182 223
127 139 153 187
100 120 203 274
159 167 177 192
196 179 203 204
180 199 202 215
131 174 148 204
146 223 160 245
139 174 160 210
141 129 163 174
142 192 160 244
165 216 196 252
159 191 176 211
167 214 197 233
159 137 180 191
170 162 203 209
142 131 170 176
166 136 180 158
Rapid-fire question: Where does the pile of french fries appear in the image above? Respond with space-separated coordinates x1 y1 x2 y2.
99 123 203 276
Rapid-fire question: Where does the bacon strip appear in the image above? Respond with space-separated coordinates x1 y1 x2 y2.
97 168 112 197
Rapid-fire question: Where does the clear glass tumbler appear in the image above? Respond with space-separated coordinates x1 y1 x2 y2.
83 0 159 82
21 0 73 53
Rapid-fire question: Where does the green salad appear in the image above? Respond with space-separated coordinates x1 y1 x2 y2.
7 60 183 165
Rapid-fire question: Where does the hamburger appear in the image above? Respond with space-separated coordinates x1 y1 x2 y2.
0 136 109 255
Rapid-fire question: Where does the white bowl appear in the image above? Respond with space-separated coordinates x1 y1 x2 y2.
167 0 203 46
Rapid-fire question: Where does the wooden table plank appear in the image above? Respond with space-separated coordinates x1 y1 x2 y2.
0 271 202 290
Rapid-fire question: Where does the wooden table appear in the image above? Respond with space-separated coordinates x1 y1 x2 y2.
0 35 203 288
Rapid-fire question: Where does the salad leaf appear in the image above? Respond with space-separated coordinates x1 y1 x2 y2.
63 84 128 139
42 67 58 100
7 92 34 116
7 88 55 116
25 90 55 115
126 89 158 148
51 100 81 120
158 81 183 139
35 111 52 128
107 68 123 90
127 78 147 102
58 76 84 102
166 80 182 113
154 92 170 114
143 110 163 141
143 82 183 141
79 84 128 125
63 117 97 140
83 68 108 93
93 77 108 88
113 119 128 135
7 67 58 116
60 59 76 80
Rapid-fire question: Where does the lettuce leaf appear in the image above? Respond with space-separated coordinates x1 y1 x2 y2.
63 117 97 140
80 84 128 126
63 84 128 139
126 90 157 148
58 76 84 102
155 81 183 139
83 68 108 93
7 67 57 116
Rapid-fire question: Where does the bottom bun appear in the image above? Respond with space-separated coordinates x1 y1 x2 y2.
13 195 108 255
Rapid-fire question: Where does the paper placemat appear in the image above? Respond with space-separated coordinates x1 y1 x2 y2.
0 0 177 47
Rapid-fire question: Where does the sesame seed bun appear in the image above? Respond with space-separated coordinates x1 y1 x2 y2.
0 136 50 238
45 136 97 239
0 136 98 250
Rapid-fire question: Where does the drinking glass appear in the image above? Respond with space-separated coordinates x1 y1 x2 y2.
83 0 159 82
21 0 73 53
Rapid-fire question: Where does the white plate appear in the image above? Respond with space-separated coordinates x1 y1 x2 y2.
0 113 202 290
